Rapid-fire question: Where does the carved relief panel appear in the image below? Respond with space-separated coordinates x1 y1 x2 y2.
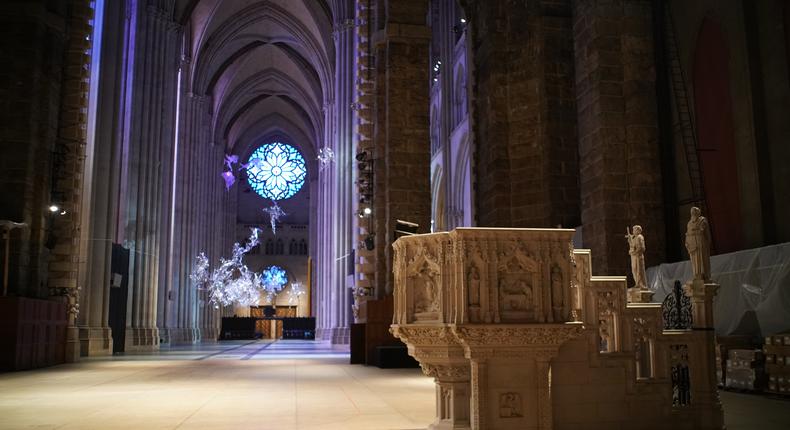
408 245 443 322
393 234 449 325
495 245 540 323
498 392 523 418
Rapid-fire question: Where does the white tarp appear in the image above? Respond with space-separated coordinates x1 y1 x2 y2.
647 242 790 336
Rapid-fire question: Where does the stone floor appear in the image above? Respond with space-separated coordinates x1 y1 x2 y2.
0 340 788 429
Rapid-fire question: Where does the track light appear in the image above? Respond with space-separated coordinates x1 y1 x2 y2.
358 207 373 218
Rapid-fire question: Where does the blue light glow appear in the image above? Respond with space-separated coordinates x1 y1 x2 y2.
262 265 288 291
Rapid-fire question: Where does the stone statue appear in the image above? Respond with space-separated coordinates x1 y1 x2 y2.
415 266 439 313
468 266 480 306
599 319 611 352
685 206 711 282
550 265 564 322
625 225 647 290
517 280 533 308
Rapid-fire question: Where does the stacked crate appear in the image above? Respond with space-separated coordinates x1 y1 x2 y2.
716 336 760 388
725 349 765 391
764 333 790 396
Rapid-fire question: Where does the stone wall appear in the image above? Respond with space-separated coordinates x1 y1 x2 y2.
666 0 790 254
0 1 70 298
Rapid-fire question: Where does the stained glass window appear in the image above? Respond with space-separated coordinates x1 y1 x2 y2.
246 142 306 200
262 265 288 290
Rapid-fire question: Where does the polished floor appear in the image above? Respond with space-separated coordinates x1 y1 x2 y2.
0 340 433 430
0 340 788 429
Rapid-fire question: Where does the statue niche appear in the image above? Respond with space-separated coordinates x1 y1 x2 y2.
496 252 539 323
408 248 441 322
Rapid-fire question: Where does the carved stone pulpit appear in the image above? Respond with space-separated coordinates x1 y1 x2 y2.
391 228 584 430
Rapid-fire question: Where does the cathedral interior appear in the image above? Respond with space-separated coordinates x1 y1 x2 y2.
1 0 789 429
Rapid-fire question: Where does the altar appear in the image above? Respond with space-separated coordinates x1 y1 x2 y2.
251 305 295 339
219 306 315 340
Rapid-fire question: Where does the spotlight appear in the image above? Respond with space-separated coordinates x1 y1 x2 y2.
59 210 67 216
460 18 466 24
363 207 372 216
355 151 368 162
48 205 60 213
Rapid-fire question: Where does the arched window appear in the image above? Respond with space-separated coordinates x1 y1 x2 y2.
289 239 296 254
265 239 274 255
276 239 284 255
246 142 307 201
299 239 307 255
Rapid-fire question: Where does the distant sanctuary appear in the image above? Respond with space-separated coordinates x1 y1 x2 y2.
1 1 789 430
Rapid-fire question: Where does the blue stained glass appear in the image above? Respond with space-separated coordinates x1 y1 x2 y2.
246 142 306 200
262 265 288 290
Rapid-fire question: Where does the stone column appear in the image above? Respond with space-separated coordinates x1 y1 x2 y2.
79 0 129 356
329 1 356 345
47 0 94 362
171 91 207 343
352 0 376 315
684 279 724 429
572 0 665 276
316 99 335 341
371 0 432 296
390 326 471 430
121 2 180 351
460 0 580 229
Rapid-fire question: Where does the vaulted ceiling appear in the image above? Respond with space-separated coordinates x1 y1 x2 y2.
174 0 336 158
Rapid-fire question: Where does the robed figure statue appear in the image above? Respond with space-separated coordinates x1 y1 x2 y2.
685 206 712 281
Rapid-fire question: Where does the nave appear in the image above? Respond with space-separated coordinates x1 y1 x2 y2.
1 340 788 430
0 340 434 430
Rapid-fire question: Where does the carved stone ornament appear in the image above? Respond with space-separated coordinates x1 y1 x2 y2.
499 392 524 418
390 325 457 346
597 290 617 316
420 364 470 381
452 324 584 347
